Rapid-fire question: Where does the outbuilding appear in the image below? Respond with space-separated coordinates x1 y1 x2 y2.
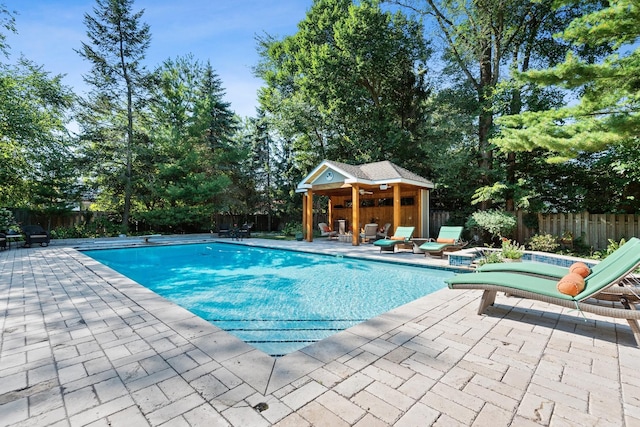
296 160 435 245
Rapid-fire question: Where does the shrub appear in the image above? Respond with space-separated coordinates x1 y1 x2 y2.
501 239 525 259
528 233 560 252
0 208 16 232
476 250 503 266
281 221 302 237
466 210 517 240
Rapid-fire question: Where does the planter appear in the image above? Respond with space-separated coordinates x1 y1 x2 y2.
295 232 304 241
502 258 522 263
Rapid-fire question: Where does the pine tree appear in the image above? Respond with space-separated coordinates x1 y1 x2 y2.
494 0 639 160
77 0 151 233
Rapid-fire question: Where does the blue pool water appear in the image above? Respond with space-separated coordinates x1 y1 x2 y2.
84 243 454 356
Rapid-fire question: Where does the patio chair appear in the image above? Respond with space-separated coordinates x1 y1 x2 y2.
318 222 337 238
477 237 640 279
22 225 50 247
238 222 253 238
376 223 392 240
373 226 415 252
360 223 378 243
217 224 231 238
418 226 465 257
446 252 640 346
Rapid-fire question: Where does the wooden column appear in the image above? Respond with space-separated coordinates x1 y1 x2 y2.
393 184 401 233
328 197 333 230
305 189 314 242
302 192 308 240
351 186 360 246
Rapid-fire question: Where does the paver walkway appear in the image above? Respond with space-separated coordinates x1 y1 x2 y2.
1 236 639 426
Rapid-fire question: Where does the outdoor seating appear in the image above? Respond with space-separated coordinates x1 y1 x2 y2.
217 224 231 238
373 226 415 252
22 225 51 247
446 252 640 346
318 222 337 238
238 222 253 238
360 223 378 242
376 223 391 240
418 226 465 257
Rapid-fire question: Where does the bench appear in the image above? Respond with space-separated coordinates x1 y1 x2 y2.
140 234 161 243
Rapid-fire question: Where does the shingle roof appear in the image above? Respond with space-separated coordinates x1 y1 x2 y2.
325 160 433 186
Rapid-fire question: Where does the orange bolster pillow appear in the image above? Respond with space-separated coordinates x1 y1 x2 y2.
557 273 586 297
436 238 455 243
390 236 405 240
569 261 591 278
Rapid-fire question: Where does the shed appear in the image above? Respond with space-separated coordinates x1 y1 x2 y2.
296 160 435 245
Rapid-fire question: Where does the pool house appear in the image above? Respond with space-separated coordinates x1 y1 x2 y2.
296 160 435 245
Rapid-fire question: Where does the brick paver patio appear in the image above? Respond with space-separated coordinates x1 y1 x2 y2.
1 235 639 426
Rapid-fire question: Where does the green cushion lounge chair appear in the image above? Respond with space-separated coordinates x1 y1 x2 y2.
373 226 415 252
446 249 640 346
418 226 465 256
477 237 640 279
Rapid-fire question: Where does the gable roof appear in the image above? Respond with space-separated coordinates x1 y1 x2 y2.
296 159 434 192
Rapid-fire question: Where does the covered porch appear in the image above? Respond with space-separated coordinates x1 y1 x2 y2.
296 160 435 245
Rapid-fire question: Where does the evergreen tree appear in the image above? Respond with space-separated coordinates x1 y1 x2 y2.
77 0 151 233
494 0 639 159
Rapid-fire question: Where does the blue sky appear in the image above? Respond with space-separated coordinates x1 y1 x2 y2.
3 0 312 118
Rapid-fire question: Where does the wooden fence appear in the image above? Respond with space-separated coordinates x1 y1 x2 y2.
430 211 640 250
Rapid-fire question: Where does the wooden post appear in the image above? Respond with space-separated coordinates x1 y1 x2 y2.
306 189 314 242
328 197 333 231
393 184 401 233
352 186 360 246
302 192 307 239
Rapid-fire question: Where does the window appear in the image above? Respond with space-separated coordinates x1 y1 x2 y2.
400 197 414 206
378 198 393 206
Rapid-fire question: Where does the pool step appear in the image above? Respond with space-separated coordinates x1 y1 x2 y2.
212 319 366 357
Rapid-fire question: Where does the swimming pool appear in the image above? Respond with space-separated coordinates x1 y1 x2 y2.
84 243 454 356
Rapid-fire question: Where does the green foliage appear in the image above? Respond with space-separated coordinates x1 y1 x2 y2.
77 0 152 231
592 238 627 259
466 210 517 239
494 0 640 160
501 239 525 259
0 59 76 207
281 221 302 237
476 250 503 266
527 233 560 252
256 0 432 166
0 207 15 231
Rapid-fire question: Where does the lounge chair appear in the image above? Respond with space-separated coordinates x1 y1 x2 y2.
360 223 378 243
477 237 640 279
418 226 465 257
318 222 337 238
373 226 415 252
22 225 50 247
376 223 391 240
446 251 640 346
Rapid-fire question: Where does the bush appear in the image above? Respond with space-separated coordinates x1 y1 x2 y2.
281 221 302 237
0 208 16 232
501 239 525 259
476 250 503 266
528 233 560 252
466 210 517 240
